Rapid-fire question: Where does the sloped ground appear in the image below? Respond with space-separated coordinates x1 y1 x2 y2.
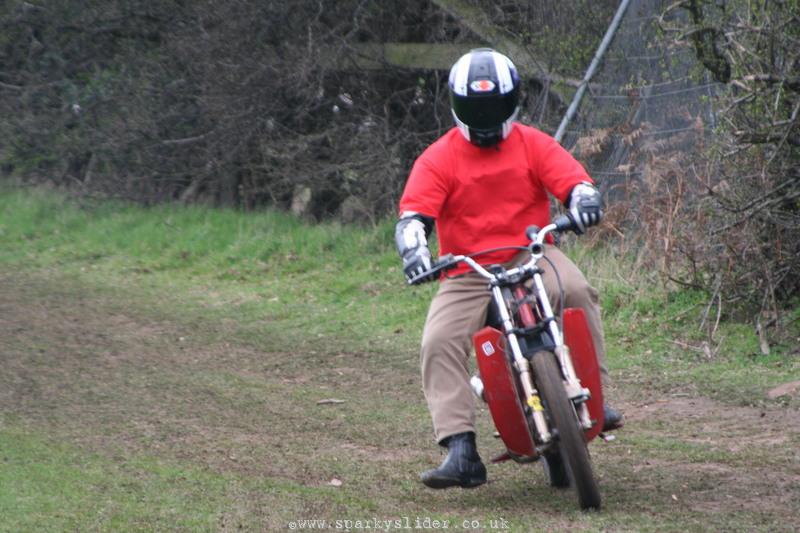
1 272 798 532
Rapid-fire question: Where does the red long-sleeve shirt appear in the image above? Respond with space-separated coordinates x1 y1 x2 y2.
399 124 592 276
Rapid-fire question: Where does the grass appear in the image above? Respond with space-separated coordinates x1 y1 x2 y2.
3 185 796 387
564 243 799 407
0 186 431 353
1 185 798 532
0 426 233 532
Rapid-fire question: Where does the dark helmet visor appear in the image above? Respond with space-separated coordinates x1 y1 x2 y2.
451 88 519 130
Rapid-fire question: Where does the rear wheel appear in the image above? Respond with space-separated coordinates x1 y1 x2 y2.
532 350 601 510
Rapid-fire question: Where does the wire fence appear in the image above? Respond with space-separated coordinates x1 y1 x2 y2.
560 0 719 202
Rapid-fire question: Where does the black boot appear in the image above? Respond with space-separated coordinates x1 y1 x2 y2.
603 404 624 431
420 432 487 489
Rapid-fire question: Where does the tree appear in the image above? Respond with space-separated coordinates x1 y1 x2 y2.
1 0 621 219
660 0 799 317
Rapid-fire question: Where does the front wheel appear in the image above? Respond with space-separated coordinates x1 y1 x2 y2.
532 350 601 510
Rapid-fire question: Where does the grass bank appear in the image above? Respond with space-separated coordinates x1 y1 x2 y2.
1 186 798 532
2 186 796 397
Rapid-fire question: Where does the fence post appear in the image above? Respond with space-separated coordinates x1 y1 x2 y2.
554 0 634 143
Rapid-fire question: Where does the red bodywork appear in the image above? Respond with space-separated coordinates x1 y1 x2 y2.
473 326 537 459
562 308 604 442
472 307 605 458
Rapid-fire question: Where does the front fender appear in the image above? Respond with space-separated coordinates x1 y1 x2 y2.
473 326 537 459
562 308 605 442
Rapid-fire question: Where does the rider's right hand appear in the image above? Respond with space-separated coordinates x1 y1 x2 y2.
402 246 436 283
395 212 436 283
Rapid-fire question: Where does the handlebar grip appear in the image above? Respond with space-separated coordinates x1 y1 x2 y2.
525 225 541 240
408 254 457 285
436 253 456 268
554 214 576 232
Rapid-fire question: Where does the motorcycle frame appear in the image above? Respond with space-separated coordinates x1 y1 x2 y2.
487 260 594 445
409 219 606 508
444 226 595 450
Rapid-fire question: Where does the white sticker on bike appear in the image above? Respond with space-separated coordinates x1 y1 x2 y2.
481 341 495 356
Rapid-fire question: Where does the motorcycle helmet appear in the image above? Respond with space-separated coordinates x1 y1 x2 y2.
448 48 521 147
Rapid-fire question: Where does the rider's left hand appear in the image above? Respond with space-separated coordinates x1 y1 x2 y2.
568 183 603 235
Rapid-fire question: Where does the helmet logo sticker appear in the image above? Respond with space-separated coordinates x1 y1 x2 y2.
470 79 495 93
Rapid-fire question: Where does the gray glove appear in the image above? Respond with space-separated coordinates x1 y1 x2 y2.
568 183 603 235
395 213 436 283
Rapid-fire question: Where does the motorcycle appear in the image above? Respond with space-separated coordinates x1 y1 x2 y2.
409 214 607 510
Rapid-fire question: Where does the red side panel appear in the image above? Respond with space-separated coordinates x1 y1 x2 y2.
473 327 537 458
562 308 604 442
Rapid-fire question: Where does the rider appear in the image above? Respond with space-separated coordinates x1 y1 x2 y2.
395 49 623 489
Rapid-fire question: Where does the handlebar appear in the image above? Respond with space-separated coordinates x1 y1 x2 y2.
409 253 459 284
407 214 577 286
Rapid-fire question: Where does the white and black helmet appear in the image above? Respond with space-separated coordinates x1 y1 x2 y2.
448 48 521 147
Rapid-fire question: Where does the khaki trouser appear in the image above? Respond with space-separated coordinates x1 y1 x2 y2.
420 245 608 443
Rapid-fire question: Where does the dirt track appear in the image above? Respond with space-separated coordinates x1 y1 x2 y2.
2 272 799 531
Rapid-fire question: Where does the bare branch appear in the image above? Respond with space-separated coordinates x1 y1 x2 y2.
0 81 23 91
741 74 800 92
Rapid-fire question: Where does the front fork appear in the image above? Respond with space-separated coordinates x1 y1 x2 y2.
491 272 594 444
490 284 552 443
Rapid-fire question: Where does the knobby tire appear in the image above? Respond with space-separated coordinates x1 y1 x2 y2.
532 350 602 510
